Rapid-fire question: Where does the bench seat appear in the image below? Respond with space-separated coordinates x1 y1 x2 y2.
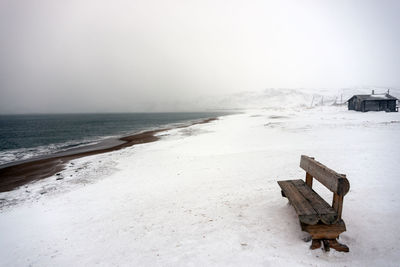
278 179 338 225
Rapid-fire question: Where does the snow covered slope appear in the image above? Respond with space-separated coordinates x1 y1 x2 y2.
1 96 400 266
191 87 400 110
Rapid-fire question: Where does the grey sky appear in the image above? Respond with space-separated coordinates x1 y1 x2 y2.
0 0 399 113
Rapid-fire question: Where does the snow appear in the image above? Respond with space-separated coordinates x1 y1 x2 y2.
1 105 400 266
369 94 388 98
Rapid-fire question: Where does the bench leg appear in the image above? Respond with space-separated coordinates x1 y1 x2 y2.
310 239 322 250
326 239 349 252
310 238 349 252
301 221 349 252
311 239 349 252
322 240 330 251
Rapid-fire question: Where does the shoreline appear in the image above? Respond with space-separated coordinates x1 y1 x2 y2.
0 117 217 193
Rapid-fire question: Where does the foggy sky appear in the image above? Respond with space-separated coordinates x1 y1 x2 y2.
0 0 399 113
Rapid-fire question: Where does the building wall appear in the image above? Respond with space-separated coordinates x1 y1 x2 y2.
365 100 380 111
363 100 397 112
348 99 355 110
356 99 363 111
388 100 397 111
348 97 398 112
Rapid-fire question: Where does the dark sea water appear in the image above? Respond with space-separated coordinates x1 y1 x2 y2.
0 112 228 166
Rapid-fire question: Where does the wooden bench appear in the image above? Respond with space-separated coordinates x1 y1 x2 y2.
277 155 350 252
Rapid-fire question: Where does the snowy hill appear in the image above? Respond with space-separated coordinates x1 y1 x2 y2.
191 87 400 111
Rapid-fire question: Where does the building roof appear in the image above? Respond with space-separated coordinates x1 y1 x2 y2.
348 94 398 102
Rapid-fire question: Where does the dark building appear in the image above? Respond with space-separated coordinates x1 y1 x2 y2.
347 93 398 112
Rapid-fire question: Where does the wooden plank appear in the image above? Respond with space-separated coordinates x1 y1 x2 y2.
291 180 338 224
277 180 319 225
300 220 346 239
332 193 344 219
305 172 313 187
299 155 350 196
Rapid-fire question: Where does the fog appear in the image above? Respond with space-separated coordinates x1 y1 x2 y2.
0 0 399 113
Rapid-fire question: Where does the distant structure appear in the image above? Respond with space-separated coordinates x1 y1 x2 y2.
347 90 398 112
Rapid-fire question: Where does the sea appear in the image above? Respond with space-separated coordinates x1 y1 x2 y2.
0 112 229 166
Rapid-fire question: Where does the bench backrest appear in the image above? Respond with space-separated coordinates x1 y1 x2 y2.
300 155 350 195
300 155 350 219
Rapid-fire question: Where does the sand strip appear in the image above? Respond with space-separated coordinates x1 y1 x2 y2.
0 118 216 193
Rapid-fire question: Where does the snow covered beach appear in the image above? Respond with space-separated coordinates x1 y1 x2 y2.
1 105 400 266
0 117 218 193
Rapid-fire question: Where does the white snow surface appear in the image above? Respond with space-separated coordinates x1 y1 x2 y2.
1 106 400 266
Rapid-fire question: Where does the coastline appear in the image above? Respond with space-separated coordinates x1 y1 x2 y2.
0 117 217 193
1 107 400 265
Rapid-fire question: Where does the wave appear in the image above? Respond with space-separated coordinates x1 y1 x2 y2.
0 136 115 166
